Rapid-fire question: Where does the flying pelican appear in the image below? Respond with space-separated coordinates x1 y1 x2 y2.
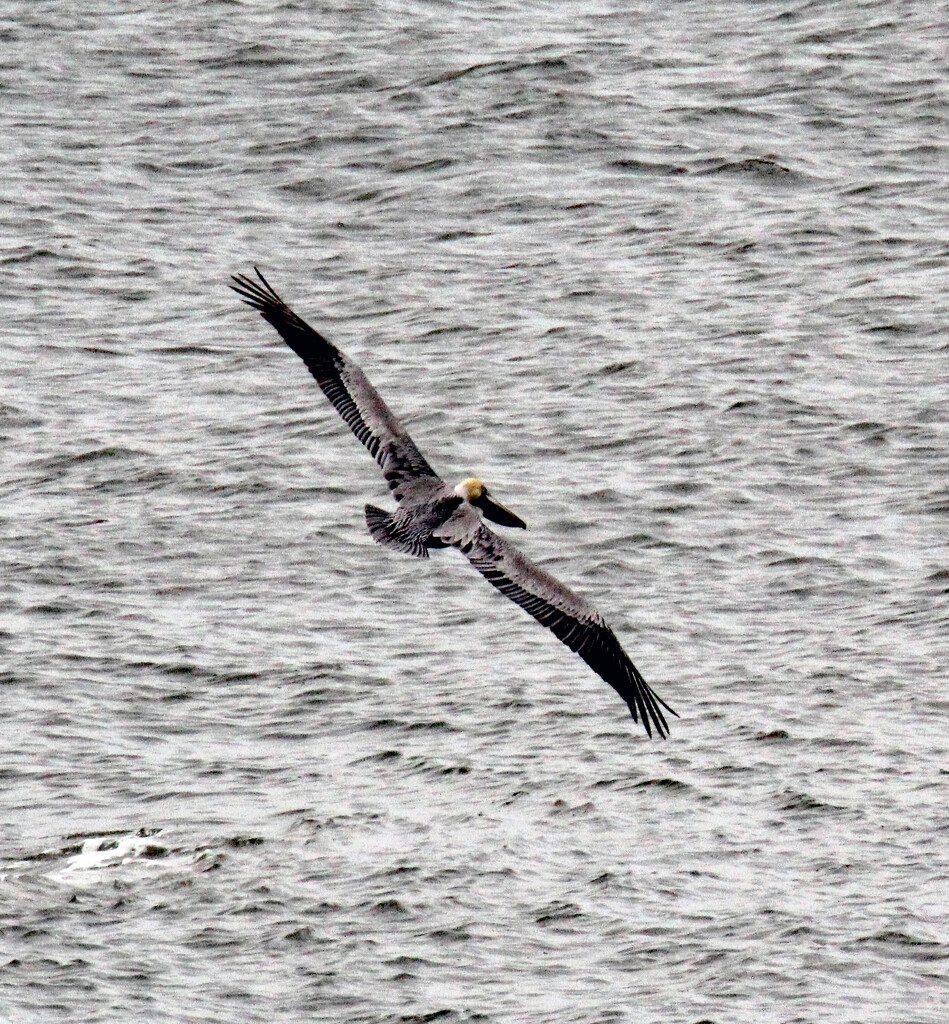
231 269 676 737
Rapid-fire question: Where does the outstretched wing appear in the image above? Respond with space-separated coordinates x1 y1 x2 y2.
231 268 440 499
436 511 675 738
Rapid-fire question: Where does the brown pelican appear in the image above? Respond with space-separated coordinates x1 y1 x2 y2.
231 269 676 737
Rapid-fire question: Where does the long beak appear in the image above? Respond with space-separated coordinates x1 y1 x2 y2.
473 490 527 529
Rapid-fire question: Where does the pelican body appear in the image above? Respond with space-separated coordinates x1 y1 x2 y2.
231 269 676 737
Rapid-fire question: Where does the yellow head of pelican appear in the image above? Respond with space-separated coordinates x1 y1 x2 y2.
455 477 526 529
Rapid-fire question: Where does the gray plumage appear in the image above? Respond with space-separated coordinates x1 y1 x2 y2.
231 268 676 738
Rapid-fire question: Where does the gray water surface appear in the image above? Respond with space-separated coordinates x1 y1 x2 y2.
2 2 947 1022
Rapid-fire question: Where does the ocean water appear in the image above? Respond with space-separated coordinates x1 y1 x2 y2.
1 1 947 1021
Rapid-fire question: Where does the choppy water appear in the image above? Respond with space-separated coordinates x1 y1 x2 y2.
2 1 947 1021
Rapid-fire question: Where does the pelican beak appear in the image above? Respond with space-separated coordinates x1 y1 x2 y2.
473 489 527 529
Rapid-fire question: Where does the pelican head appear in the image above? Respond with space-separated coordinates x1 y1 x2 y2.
455 477 527 529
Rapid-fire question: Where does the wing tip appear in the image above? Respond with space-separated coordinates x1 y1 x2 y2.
625 667 676 740
229 266 284 313
631 704 667 740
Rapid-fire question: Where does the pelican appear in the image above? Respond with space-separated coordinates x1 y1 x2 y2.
231 269 676 737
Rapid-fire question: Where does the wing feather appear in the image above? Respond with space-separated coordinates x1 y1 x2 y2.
443 517 675 738
231 268 440 498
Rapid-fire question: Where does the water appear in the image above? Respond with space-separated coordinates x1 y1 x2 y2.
2 1 947 1021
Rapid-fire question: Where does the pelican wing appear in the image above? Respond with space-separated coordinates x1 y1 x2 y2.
231 269 440 499
437 513 675 737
